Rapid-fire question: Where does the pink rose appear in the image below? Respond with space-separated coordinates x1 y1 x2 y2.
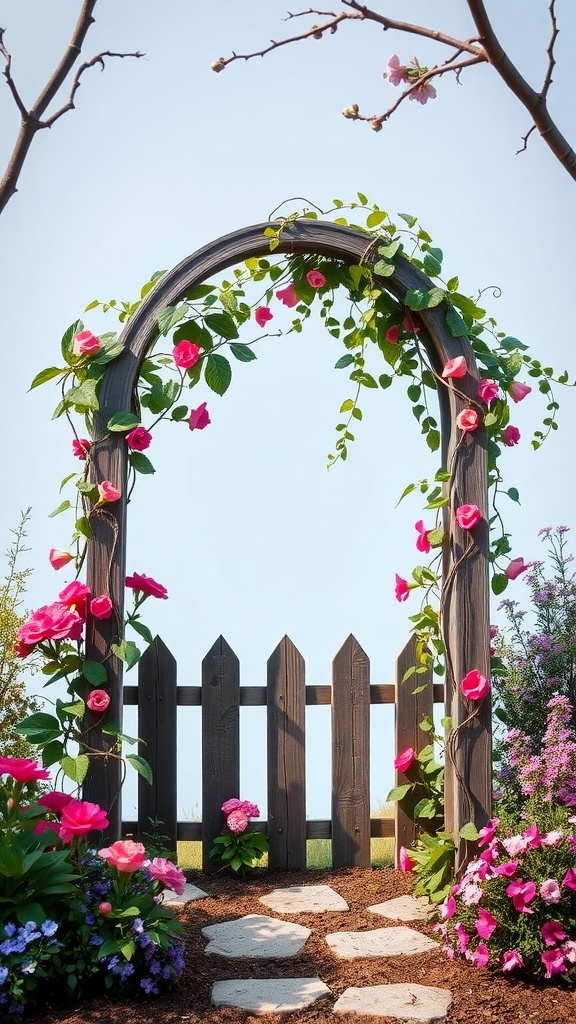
226 809 249 833
33 819 61 838
385 325 399 344
398 846 415 872
276 284 299 308
146 857 186 895
0 757 51 783
508 381 532 403
542 921 567 947
98 480 121 503
384 54 407 87
37 790 74 813
172 340 201 369
456 408 480 432
394 574 410 602
414 520 431 554
455 504 481 530
59 581 90 620
255 307 273 328
475 909 497 940
18 602 84 648
478 379 499 405
126 425 152 451
502 425 520 447
72 329 101 356
221 798 242 814
125 573 168 599
98 839 146 873
306 269 326 289
402 315 421 334
87 689 110 713
72 437 91 459
239 801 259 818
505 557 528 580
59 799 109 842
541 949 567 978
461 669 490 701
409 81 437 104
98 901 112 915
49 549 73 570
90 594 113 619
502 949 524 972
540 879 561 904
442 356 467 379
189 402 211 431
394 747 416 772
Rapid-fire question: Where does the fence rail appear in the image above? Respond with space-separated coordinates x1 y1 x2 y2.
121 632 444 870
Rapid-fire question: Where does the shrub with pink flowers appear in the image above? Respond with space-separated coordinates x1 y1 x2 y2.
438 798 576 981
210 798 269 872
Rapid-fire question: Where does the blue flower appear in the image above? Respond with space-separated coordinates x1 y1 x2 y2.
41 920 58 938
3 924 16 938
140 977 158 995
20 961 35 976
88 934 104 947
120 963 135 981
131 917 144 934
85 913 96 925
149 960 161 975
0 966 8 985
106 956 119 971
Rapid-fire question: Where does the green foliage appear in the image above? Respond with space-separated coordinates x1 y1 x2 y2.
210 828 269 873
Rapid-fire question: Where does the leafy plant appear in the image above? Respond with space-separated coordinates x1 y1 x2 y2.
210 798 269 873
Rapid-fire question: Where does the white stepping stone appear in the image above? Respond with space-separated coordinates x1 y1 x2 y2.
368 895 430 921
162 882 208 905
326 925 438 959
260 884 349 914
202 914 311 958
212 978 331 1014
333 982 452 1021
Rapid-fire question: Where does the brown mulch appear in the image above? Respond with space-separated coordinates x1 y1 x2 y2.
40 867 576 1024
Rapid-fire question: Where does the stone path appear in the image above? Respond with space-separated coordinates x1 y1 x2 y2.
192 883 452 1019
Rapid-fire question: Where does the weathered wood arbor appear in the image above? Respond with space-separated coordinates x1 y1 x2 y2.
83 220 491 870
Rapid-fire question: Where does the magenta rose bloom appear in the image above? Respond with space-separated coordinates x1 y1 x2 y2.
395 574 410 602
502 425 521 447
146 857 186 895
478 378 499 405
275 284 299 308
455 504 481 530
255 307 273 328
385 325 399 344
173 340 201 370
90 594 113 619
189 402 211 431
394 747 416 772
58 799 109 842
126 425 152 451
505 557 529 580
37 790 74 813
0 757 51 783
238 801 259 818
98 480 121 503
414 520 431 554
72 437 91 459
461 669 490 701
125 573 168 599
98 839 146 873
86 689 110 713
456 408 480 432
226 809 249 834
59 581 90 621
306 269 326 289
49 549 73 570
72 329 101 356
17 602 84 648
508 381 532 403
221 798 242 814
442 356 467 379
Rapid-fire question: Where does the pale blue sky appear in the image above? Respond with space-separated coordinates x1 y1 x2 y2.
1 1 575 820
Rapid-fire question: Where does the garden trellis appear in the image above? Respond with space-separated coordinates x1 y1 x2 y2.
81 218 491 870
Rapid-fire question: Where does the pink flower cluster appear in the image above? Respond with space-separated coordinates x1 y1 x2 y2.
221 797 260 834
384 55 437 104
29 787 110 843
438 814 576 979
16 580 113 657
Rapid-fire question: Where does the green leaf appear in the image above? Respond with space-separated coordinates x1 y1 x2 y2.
366 210 387 228
61 754 90 785
204 312 239 340
75 516 93 539
49 500 71 518
397 482 416 504
379 374 393 390
491 573 508 596
398 212 417 228
129 452 155 475
83 661 108 686
334 354 354 369
126 754 153 785
64 378 100 412
61 321 82 365
171 405 189 421
459 821 480 841
41 740 65 768
449 293 485 321
386 784 413 802
500 335 528 352
426 429 440 452
373 260 395 278
445 306 468 337
427 526 444 547
507 487 520 503
353 372 378 389
378 240 401 259
29 366 64 390
185 283 216 301
129 619 154 646
107 413 140 432
15 712 61 737
111 640 141 670
229 343 257 362
423 253 442 277
157 304 187 335
446 276 459 292
205 353 232 395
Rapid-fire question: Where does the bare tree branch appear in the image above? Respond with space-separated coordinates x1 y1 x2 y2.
0 1 144 215
216 1 576 183
516 123 537 156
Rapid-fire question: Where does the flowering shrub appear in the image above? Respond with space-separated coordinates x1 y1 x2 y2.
210 798 268 872
0 759 185 1015
437 799 576 981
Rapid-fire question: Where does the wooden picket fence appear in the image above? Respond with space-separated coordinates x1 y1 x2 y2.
121 632 444 870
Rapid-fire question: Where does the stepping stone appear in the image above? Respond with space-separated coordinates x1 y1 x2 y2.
212 978 331 1014
260 884 349 914
333 982 452 1021
325 925 438 959
368 895 430 922
162 882 208 905
202 914 311 958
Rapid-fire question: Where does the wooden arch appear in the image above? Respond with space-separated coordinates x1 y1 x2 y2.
84 219 491 867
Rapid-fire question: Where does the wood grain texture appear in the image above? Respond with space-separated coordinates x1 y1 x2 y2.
331 635 371 868
201 636 240 870
394 634 434 862
267 636 306 869
89 218 490 853
137 637 177 851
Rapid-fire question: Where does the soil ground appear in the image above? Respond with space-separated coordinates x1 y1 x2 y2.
41 866 576 1024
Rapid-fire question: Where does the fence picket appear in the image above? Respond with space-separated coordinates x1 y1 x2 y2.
201 636 240 870
331 635 371 868
267 636 306 869
137 637 177 852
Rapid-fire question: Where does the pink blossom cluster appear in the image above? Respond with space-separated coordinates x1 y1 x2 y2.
221 797 260 834
506 697 576 806
437 813 576 979
16 579 113 658
384 55 437 104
